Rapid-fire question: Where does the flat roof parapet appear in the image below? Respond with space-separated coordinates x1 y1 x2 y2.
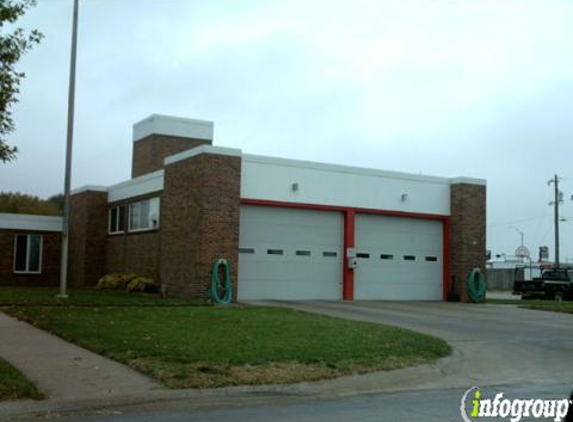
133 114 214 142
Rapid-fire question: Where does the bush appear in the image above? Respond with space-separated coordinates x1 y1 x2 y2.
96 273 137 290
126 277 159 294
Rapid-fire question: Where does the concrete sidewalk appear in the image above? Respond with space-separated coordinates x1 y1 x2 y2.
0 312 160 402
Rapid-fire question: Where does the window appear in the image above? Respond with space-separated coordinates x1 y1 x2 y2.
380 254 394 260
267 249 284 255
14 235 43 274
357 253 370 259
323 251 337 257
129 197 160 232
425 256 438 262
239 248 255 254
108 205 126 234
404 255 416 261
296 250 311 256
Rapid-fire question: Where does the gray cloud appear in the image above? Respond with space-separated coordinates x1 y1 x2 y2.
2 0 573 261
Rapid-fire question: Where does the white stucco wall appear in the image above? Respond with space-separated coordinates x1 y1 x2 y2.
133 114 213 142
107 170 164 203
241 155 458 216
0 213 63 231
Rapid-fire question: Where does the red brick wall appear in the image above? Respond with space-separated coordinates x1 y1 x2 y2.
105 232 161 280
160 153 241 300
450 183 487 302
104 194 162 280
0 229 61 286
69 191 108 287
132 134 212 178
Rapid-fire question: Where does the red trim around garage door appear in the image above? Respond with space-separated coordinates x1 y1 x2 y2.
343 210 355 301
240 198 451 301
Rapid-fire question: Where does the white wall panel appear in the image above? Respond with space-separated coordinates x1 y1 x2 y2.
0 213 63 232
107 170 164 203
241 155 452 216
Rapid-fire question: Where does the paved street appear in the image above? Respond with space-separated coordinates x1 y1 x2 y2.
58 382 572 422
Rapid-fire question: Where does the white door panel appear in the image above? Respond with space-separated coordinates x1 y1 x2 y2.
238 205 343 300
354 214 443 300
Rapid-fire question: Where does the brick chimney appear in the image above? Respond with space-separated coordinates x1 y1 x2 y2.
131 114 213 178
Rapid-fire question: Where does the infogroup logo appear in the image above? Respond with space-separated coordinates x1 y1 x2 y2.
460 387 572 422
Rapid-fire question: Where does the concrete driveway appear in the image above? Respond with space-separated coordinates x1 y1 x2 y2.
254 301 573 391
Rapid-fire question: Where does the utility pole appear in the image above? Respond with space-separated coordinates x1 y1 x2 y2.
548 174 562 268
511 227 524 247
58 0 80 298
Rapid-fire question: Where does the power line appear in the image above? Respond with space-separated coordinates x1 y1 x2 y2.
487 215 550 228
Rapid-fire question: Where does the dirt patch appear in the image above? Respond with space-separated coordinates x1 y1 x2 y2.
128 357 429 389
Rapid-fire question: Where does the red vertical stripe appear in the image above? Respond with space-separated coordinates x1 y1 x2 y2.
343 210 355 301
442 218 451 301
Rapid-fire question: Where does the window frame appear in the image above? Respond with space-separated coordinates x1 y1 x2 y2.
13 234 43 274
128 197 160 233
108 205 126 235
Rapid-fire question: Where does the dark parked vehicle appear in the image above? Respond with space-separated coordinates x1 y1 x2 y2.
513 268 573 301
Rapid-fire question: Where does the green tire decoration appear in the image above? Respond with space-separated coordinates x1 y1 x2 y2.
467 267 487 303
210 259 232 304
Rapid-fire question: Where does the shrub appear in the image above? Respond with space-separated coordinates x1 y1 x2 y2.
96 273 137 290
126 277 159 294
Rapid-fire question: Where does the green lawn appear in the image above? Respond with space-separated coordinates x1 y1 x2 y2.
520 302 573 314
5 305 452 389
0 287 193 306
486 298 522 305
0 358 42 401
487 297 573 314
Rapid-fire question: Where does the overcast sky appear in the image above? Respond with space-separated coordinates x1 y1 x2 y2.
1 0 573 262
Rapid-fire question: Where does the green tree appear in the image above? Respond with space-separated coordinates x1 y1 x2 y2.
0 192 61 215
47 193 64 213
1 0 42 162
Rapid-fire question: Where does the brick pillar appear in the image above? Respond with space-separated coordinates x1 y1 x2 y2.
450 182 486 302
160 152 241 300
69 190 108 287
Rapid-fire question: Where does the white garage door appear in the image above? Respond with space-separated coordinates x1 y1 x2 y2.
354 214 443 300
238 205 343 300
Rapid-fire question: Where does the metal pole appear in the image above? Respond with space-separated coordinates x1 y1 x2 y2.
511 227 524 248
58 0 79 298
554 174 560 268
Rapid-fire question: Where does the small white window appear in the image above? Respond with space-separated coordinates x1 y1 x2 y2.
14 234 43 274
108 205 126 234
129 197 160 232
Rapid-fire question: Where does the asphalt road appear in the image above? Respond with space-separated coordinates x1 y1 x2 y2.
61 383 572 422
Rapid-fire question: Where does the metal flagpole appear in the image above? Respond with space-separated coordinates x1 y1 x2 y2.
58 0 80 298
